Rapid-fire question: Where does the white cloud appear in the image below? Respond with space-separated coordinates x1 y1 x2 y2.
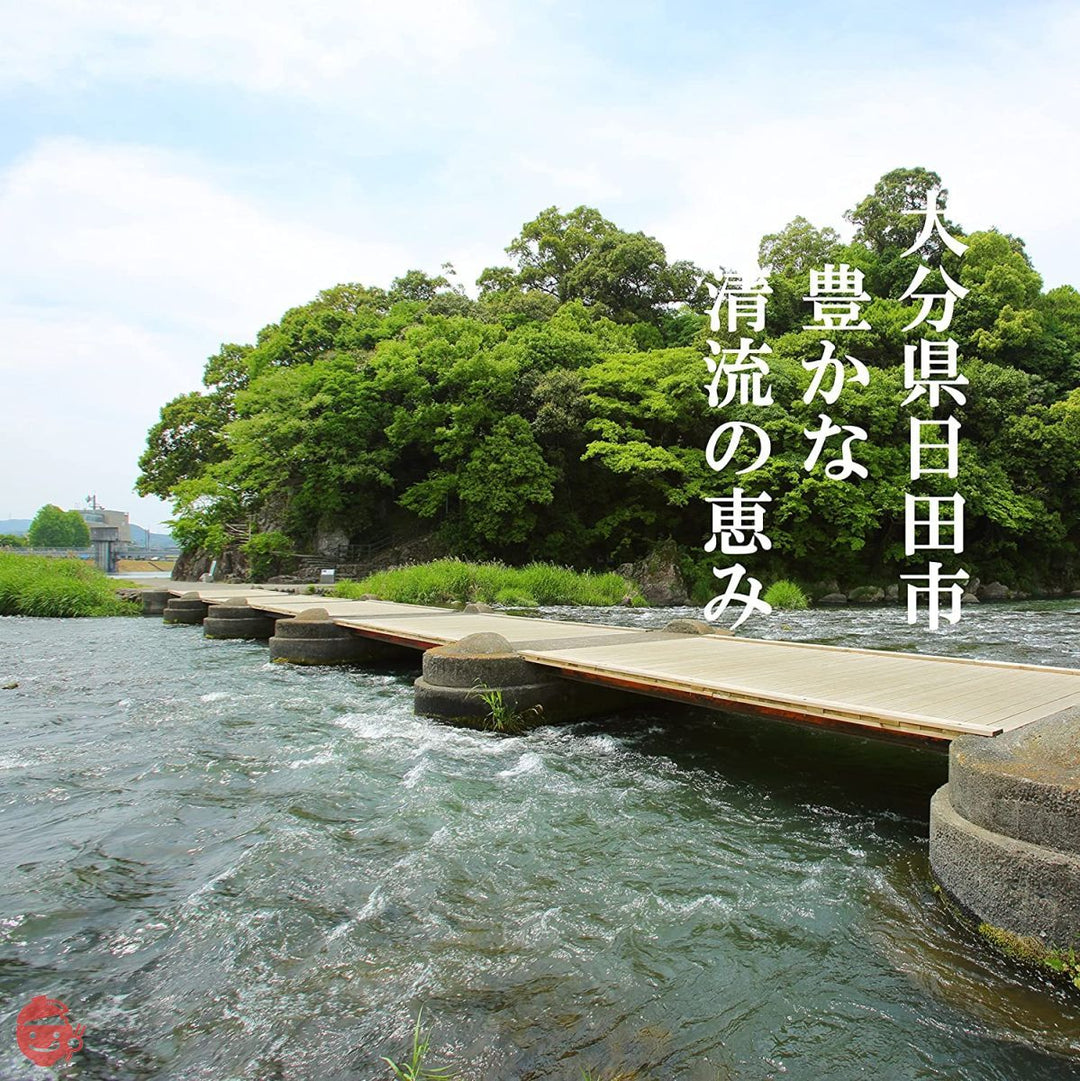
0 0 500 96
567 21 1080 287
0 139 410 340
0 306 188 528
515 155 624 205
0 139 414 528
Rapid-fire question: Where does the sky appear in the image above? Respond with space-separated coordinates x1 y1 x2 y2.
1 0 1077 533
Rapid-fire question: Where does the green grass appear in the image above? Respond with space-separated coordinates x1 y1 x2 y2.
474 686 544 735
380 1009 647 1081
762 579 809 610
335 559 642 607
978 921 1080 991
0 554 140 617
382 1008 454 1081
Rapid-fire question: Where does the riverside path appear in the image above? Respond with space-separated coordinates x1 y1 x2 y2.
162 583 1080 744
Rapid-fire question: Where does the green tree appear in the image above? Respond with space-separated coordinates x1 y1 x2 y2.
490 205 708 324
845 166 952 257
137 391 232 499
843 166 964 300
757 216 845 334
28 505 90 547
389 269 451 302
139 180 1080 591
758 216 842 276
64 511 91 546
457 415 557 545
389 268 475 317
242 530 293 581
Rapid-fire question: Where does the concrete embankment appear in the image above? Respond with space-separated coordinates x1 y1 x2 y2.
930 708 1080 960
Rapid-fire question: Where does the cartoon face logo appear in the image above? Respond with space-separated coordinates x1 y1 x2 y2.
16 995 85 1067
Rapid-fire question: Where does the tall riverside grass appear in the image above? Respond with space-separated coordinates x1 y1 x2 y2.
762 579 810 610
0 554 139 617
335 559 643 607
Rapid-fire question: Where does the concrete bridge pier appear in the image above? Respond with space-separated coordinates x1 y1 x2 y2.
204 602 280 640
930 707 1080 971
414 632 628 727
163 593 210 625
141 590 172 617
269 608 411 665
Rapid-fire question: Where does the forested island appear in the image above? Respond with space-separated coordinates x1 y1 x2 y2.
138 167 1080 599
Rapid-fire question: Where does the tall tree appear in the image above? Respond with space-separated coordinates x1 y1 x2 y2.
137 391 232 499
28 505 90 546
758 216 842 276
487 206 708 324
845 166 952 256
63 510 91 546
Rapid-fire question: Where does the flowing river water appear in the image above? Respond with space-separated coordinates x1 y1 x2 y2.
2 603 1080 1080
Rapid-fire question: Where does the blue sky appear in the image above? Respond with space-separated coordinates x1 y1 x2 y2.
1 0 1077 531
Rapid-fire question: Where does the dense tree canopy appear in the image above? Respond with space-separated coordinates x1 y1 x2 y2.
28 505 91 547
140 169 1080 593
481 205 710 328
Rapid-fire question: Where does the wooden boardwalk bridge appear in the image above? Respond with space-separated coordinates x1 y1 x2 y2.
165 584 1080 744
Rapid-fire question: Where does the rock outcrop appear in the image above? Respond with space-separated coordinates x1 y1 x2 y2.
616 540 689 606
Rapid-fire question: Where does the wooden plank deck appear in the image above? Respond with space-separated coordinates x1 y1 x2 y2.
168 584 1080 742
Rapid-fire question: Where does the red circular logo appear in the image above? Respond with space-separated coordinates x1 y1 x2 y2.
16 996 85 1068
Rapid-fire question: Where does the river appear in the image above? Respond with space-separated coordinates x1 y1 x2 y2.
2 603 1079 1080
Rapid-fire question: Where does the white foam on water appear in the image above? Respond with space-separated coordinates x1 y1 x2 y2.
511 904 564 948
286 748 336 769
402 760 428 788
365 673 404 687
108 921 170 958
426 825 453 847
354 887 387 922
580 733 623 755
647 892 736 919
335 711 421 741
496 751 545 779
633 772 678 792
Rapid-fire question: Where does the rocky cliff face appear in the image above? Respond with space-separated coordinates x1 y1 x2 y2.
617 540 689 606
171 547 248 582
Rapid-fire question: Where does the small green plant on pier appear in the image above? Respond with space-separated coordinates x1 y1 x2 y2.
382 1008 455 1081
762 580 809 610
977 920 1080 991
935 890 1080 994
0 554 139 617
1045 947 1080 990
475 686 542 735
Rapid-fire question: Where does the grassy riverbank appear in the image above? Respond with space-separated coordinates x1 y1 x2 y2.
335 559 643 607
0 554 140 617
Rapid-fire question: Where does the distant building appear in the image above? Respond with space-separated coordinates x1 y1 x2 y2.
78 506 131 544
76 498 132 572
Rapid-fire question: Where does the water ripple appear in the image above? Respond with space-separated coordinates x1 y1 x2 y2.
1 612 1079 1080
